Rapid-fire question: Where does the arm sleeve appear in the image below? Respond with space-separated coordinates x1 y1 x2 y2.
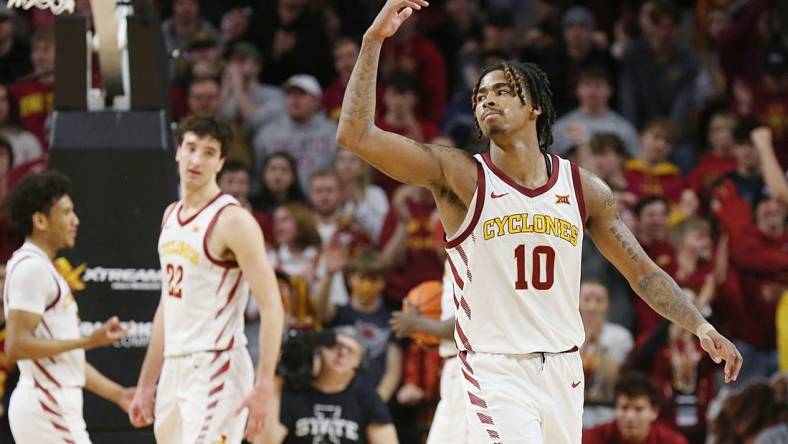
5 259 56 315
358 385 392 425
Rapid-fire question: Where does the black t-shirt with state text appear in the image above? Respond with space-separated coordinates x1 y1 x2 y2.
281 382 392 444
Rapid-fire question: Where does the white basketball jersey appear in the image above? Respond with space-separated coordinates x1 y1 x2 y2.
445 153 586 354
4 242 85 389
158 194 250 357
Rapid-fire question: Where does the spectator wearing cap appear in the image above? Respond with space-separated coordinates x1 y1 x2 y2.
161 0 219 56
221 42 286 132
0 5 30 84
252 74 337 191
529 6 617 116
551 65 640 158
619 0 700 163
731 44 788 170
185 32 223 78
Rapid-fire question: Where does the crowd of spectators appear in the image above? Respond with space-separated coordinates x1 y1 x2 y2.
0 0 787 443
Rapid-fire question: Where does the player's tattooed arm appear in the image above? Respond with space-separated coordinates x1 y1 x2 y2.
581 170 706 334
335 0 476 196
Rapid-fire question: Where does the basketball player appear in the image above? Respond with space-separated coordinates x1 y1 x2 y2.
4 170 134 444
128 115 284 443
336 2 743 442
390 263 465 443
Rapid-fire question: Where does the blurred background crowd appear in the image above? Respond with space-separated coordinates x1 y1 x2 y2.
0 0 787 443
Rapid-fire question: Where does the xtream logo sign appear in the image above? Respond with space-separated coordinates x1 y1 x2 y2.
83 267 162 291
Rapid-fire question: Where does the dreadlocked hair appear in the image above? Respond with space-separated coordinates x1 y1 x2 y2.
471 61 557 152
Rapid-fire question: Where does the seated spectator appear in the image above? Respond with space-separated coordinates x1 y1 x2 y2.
624 119 685 203
714 181 787 384
161 0 219 56
583 372 689 444
269 203 322 286
687 111 737 206
379 186 443 309
252 74 337 191
379 14 446 125
267 328 399 444
314 251 403 402
551 66 639 158
219 7 251 47
335 148 389 245
249 0 333 85
580 279 634 428
378 70 441 145
184 33 224 79
0 84 43 167
635 196 675 274
712 118 767 209
323 38 369 122
0 6 31 85
709 380 788 444
9 28 54 151
221 42 285 132
618 1 699 146
309 170 371 250
251 152 308 215
590 133 632 197
217 160 273 239
731 44 788 169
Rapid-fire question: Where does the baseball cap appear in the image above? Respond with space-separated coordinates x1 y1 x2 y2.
283 74 322 97
187 31 219 51
0 4 17 19
562 6 596 29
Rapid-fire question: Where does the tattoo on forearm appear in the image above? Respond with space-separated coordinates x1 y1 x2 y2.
607 217 640 264
338 38 383 142
638 271 705 332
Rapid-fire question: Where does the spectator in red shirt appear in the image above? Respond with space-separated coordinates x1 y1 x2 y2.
715 180 787 384
9 28 54 151
379 185 443 309
713 119 767 210
688 111 738 207
379 15 446 125
633 195 675 343
624 119 686 204
323 38 365 122
583 372 689 444
375 70 441 197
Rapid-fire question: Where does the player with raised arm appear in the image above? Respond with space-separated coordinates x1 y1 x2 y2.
336 2 742 442
128 114 284 443
4 170 133 444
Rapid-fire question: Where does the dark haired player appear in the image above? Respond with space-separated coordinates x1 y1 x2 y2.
336 1 742 442
128 114 284 443
4 170 133 444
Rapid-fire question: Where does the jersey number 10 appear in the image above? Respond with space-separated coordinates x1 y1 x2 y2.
166 263 184 298
514 245 555 290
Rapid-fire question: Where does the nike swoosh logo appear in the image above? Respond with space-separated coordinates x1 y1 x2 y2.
490 191 509 199
571 380 582 388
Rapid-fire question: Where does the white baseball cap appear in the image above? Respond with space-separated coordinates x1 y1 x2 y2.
283 74 322 98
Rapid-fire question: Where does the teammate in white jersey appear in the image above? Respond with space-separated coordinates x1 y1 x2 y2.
4 171 133 444
128 115 284 443
336 1 743 442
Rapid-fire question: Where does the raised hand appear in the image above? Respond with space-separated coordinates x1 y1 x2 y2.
366 0 429 41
